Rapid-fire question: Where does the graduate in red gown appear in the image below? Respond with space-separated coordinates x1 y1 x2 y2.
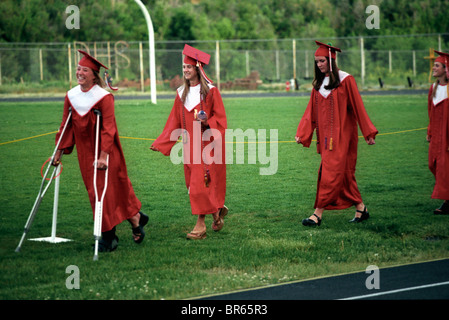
151 45 228 240
53 50 148 251
295 41 378 226
426 50 449 215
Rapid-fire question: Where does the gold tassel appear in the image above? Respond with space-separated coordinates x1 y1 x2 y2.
329 138 333 151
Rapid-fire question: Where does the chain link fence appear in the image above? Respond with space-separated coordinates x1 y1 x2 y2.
0 34 447 93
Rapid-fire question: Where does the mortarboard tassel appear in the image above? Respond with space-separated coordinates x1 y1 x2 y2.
104 71 118 91
444 57 449 79
204 169 210 187
199 63 213 84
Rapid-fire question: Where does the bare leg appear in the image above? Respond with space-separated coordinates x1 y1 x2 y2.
308 208 324 223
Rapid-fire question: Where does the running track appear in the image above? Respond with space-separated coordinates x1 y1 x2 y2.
197 258 449 300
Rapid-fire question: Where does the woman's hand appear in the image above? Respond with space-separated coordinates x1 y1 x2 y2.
366 137 376 145
199 118 209 126
95 151 109 170
52 150 63 166
295 136 301 144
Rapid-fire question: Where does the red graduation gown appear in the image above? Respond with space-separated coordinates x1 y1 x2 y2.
296 71 378 210
427 84 449 200
151 84 227 215
56 84 141 232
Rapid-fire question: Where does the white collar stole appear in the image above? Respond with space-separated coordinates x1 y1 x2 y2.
177 83 214 112
432 84 448 106
318 70 350 98
67 85 110 116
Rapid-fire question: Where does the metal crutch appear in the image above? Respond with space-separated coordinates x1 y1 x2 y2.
92 109 109 261
16 108 72 252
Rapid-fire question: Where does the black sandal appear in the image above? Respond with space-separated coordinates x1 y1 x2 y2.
132 212 149 244
302 213 322 226
349 206 370 223
434 202 449 215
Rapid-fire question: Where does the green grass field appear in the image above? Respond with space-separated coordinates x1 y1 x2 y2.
1 92 448 300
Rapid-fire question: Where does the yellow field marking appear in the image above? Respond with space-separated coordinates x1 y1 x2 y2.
0 131 58 146
120 136 156 141
0 127 427 146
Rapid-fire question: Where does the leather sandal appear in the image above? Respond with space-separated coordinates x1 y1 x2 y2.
186 230 207 240
132 211 149 244
302 213 322 226
212 205 228 232
349 206 370 223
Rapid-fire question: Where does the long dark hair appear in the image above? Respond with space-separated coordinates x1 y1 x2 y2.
312 57 340 91
181 66 210 104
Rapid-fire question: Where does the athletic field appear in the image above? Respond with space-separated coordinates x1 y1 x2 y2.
1 92 448 300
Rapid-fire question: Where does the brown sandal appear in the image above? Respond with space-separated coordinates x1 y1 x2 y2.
212 205 228 232
186 230 207 240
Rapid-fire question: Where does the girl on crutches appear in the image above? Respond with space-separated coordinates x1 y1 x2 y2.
53 50 148 253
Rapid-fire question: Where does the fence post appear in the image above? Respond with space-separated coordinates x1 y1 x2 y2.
68 44 72 88
245 50 249 76
39 49 43 81
305 50 309 79
360 36 365 88
216 40 220 90
276 50 280 80
139 41 144 93
292 39 296 80
389 50 392 73
413 51 416 77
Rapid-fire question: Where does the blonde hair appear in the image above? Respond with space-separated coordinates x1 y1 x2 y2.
93 70 106 88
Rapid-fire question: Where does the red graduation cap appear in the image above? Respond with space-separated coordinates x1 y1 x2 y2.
315 41 341 59
315 41 341 72
435 50 449 64
435 50 449 79
183 44 210 66
78 50 108 72
182 44 213 83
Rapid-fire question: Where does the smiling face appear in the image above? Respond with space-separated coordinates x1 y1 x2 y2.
183 63 199 84
315 56 330 75
76 65 96 90
432 61 446 79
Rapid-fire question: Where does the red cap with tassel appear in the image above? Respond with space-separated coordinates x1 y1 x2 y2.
315 41 341 72
182 44 213 84
435 50 449 79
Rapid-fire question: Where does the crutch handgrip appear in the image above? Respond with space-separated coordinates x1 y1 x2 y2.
93 109 102 117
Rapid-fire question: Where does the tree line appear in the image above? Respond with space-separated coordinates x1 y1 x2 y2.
1 0 448 49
